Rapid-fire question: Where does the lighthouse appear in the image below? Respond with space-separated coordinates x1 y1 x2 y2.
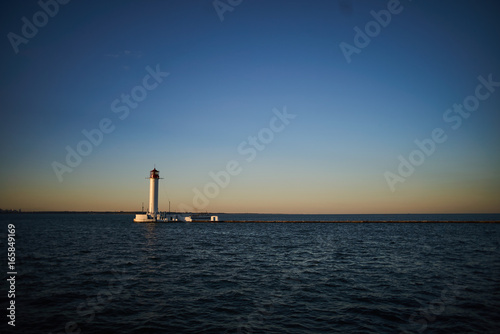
149 168 160 215
133 167 217 223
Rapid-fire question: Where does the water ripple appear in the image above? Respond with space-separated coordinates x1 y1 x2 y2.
1 215 499 333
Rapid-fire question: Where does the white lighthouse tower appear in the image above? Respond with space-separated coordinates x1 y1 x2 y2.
133 167 216 223
134 167 163 222
149 168 160 216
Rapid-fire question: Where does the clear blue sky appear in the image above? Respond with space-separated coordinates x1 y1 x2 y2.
1 0 499 213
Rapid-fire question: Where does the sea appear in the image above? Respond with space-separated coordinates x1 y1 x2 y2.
1 213 499 334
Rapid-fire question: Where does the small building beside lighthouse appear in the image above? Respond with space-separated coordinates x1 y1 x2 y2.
133 167 218 223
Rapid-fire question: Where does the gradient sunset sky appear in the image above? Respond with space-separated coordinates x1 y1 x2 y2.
1 0 499 213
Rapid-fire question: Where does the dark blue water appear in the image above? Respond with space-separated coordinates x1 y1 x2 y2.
1 214 499 333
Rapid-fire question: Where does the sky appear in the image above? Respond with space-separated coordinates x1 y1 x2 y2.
1 0 499 214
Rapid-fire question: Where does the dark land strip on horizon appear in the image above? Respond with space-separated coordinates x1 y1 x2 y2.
1 211 499 223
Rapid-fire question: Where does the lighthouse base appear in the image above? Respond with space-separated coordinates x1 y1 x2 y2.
134 212 193 223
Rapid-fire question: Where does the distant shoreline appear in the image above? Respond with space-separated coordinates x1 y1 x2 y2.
0 211 140 214
3 211 499 215
1 211 499 223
